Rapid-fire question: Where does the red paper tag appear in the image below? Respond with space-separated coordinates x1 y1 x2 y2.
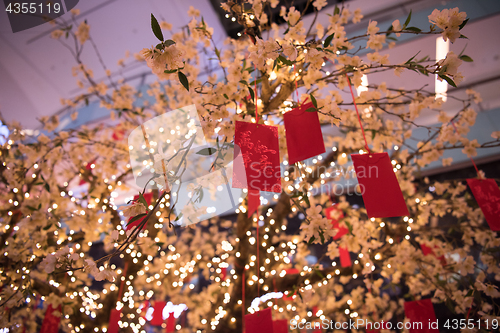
248 189 260 217
233 121 281 193
339 247 351 267
127 192 153 230
150 301 166 326
40 304 61 333
107 309 121 333
326 206 347 240
284 102 325 165
467 178 500 231
221 267 227 280
404 299 438 333
351 153 409 218
245 307 274 333
273 319 288 333
166 312 176 332
420 244 446 266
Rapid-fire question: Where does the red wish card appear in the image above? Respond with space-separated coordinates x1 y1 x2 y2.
245 307 274 333
326 206 347 240
40 304 61 333
404 299 438 333
467 178 500 231
339 247 351 268
233 121 281 193
150 301 166 326
273 319 288 333
166 312 176 332
284 102 325 165
248 189 260 217
351 153 409 218
107 309 121 333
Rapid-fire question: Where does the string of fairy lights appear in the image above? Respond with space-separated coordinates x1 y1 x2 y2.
0 99 423 333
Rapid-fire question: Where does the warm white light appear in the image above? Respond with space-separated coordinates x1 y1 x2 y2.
435 37 450 101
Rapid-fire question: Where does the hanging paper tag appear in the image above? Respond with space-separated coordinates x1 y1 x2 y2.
351 153 409 218
245 307 274 333
466 178 500 231
284 102 325 165
233 121 281 193
339 247 351 267
150 301 166 326
166 312 176 333
107 309 121 333
273 319 288 333
40 304 61 333
326 206 347 240
404 299 439 333
248 189 260 217
127 192 153 230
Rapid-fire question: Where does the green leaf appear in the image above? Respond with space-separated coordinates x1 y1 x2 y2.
307 236 316 245
459 55 473 62
305 107 317 112
310 94 317 108
403 10 412 29
223 94 229 99
126 213 147 226
386 24 393 36
151 14 164 42
164 39 175 47
164 69 177 74
178 71 189 91
445 298 455 313
319 231 325 244
323 33 334 48
314 270 325 279
138 193 149 210
248 87 255 102
439 74 457 88
465 289 474 297
239 80 248 86
459 18 469 30
333 5 340 15
459 34 468 39
405 51 421 64
43 224 52 231
278 55 293 66
405 26 421 33
26 205 38 211
196 147 217 156
156 43 164 50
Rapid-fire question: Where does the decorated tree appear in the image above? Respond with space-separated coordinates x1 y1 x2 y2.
1 2 500 333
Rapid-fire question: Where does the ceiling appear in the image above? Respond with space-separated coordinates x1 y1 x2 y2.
0 0 499 132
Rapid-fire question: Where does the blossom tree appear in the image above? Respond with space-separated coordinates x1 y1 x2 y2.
1 2 500 333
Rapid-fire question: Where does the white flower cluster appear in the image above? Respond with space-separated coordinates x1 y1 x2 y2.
40 246 79 274
84 258 116 282
437 51 464 85
248 38 280 69
141 44 185 80
428 8 467 43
